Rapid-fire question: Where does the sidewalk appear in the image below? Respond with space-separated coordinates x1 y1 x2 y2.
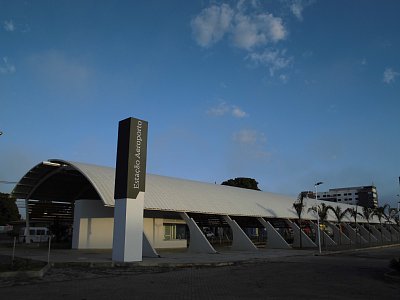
0 244 317 268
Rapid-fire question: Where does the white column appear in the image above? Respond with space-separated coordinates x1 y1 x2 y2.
326 221 351 245
112 193 145 262
309 220 336 246
257 218 291 249
223 215 258 251
287 219 317 248
179 212 217 253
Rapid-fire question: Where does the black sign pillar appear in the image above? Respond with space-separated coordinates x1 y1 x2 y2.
112 117 148 262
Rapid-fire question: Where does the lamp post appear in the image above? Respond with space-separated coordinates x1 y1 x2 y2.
315 181 323 254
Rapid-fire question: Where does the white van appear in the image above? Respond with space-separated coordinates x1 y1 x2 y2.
19 227 50 243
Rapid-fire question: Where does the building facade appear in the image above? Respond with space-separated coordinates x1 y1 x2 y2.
316 186 378 208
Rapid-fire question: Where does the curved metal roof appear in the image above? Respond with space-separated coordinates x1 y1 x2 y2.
11 159 376 222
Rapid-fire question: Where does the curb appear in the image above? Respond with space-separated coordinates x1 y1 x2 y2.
314 243 400 256
0 263 50 278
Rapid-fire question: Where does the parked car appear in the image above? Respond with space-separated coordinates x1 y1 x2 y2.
19 227 50 243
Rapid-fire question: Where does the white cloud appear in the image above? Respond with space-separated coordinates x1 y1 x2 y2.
247 48 292 76
0 57 16 74
232 106 247 118
192 2 291 79
290 0 304 21
383 68 399 84
279 74 289 83
232 13 286 50
361 58 367 65
191 4 234 47
3 20 15 32
207 101 231 116
207 101 248 118
192 3 286 50
233 129 266 145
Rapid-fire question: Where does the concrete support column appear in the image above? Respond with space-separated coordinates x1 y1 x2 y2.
357 224 378 243
142 232 159 257
257 218 291 249
376 225 392 242
389 225 400 241
112 193 145 262
326 222 351 245
179 212 217 254
342 223 368 245
223 215 258 251
309 221 336 246
368 224 389 243
287 219 317 248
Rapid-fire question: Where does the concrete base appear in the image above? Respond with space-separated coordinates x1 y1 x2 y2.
112 194 145 262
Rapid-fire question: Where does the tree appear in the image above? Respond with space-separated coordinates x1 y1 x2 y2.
346 207 363 245
382 205 397 242
362 207 374 243
0 193 20 225
327 206 348 245
308 203 331 248
293 192 306 248
221 177 261 191
373 205 388 244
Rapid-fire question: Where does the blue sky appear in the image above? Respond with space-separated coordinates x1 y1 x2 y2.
1 0 399 208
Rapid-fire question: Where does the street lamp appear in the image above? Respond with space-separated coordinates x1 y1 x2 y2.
315 181 323 254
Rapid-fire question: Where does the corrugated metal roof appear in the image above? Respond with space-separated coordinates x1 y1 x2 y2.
11 159 379 223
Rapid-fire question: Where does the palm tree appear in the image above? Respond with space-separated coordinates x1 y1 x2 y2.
362 207 374 243
382 205 397 243
327 205 348 245
346 206 363 245
373 205 388 243
293 192 307 248
308 203 331 248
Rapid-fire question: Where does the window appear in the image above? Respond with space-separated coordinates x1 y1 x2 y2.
164 224 177 241
163 224 187 240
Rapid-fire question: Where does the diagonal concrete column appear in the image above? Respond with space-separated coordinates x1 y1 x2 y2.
179 212 217 254
326 221 351 245
388 225 400 241
368 224 389 243
257 218 291 249
376 225 392 241
286 219 317 248
343 223 368 245
357 224 378 243
309 220 336 246
223 215 258 251
143 232 159 257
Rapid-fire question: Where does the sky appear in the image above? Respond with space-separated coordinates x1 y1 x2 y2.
0 0 399 208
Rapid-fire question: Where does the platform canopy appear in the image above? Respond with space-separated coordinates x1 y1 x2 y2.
11 159 375 223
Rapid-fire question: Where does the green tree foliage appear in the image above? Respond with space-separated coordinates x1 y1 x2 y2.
293 192 306 248
221 177 261 191
308 203 331 247
327 206 348 245
0 193 20 225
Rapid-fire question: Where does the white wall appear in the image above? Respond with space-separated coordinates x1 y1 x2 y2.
72 200 114 249
73 200 187 249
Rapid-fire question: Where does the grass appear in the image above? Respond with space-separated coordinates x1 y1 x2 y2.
0 255 46 272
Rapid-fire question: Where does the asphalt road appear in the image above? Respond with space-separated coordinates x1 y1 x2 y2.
1 246 399 299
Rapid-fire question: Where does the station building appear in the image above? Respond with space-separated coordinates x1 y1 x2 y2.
11 159 400 259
